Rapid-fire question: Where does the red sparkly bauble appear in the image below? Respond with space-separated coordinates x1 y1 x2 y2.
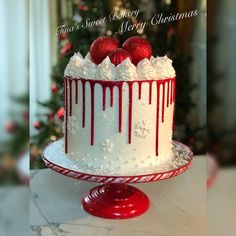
59 32 67 41
5 122 15 133
33 121 41 129
60 42 72 57
108 48 131 66
56 107 64 119
51 84 58 93
90 37 119 65
79 5 89 11
122 36 152 65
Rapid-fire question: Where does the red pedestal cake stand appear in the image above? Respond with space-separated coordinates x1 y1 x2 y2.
42 140 193 219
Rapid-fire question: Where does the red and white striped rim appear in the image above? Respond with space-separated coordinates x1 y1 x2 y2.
42 142 193 184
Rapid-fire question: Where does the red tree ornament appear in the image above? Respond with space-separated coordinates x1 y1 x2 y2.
167 27 176 37
5 122 15 133
51 84 58 93
79 5 89 11
60 42 72 57
59 32 67 41
122 36 152 65
56 107 64 119
109 48 131 66
33 121 41 129
90 37 119 64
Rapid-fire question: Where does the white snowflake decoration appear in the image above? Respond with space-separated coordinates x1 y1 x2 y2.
101 139 114 153
134 120 150 138
65 116 79 135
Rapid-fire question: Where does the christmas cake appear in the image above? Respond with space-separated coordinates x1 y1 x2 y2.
63 36 176 173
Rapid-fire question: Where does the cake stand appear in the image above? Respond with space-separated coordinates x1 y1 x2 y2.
42 140 193 219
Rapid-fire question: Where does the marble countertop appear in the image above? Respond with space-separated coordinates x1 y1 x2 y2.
30 157 206 236
0 187 29 236
208 167 236 236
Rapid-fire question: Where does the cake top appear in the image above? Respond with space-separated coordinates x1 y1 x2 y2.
64 36 176 81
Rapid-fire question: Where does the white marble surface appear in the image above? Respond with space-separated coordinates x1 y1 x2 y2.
0 187 29 236
208 167 236 236
30 157 206 236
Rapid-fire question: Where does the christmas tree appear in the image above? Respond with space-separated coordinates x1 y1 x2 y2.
31 0 206 168
0 93 28 184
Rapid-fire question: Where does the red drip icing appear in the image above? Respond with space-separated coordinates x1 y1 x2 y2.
167 80 170 107
64 78 68 153
89 81 95 145
118 83 123 133
161 82 165 123
149 81 153 104
102 85 106 111
173 79 176 102
138 81 142 99
100 82 123 133
172 78 176 130
156 81 160 156
69 78 79 105
128 82 133 144
69 79 73 116
81 80 86 128
75 80 78 104
170 79 173 105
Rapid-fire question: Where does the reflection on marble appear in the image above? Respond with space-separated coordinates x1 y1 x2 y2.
30 157 206 236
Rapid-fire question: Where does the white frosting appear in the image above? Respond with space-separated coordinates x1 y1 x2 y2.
80 56 97 80
116 58 138 81
137 58 156 80
150 55 155 63
97 57 116 81
44 139 192 176
65 80 174 173
64 52 83 77
152 56 176 79
84 52 92 61
64 52 175 81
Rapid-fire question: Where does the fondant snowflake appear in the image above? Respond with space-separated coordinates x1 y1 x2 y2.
66 116 79 135
101 139 114 153
134 120 150 138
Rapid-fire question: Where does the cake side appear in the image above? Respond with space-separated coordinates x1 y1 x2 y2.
64 77 176 172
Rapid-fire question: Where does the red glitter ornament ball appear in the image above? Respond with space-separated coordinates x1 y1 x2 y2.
122 36 152 65
33 121 41 129
51 83 58 93
60 42 72 57
56 107 64 119
58 32 67 41
108 48 131 66
5 122 15 133
90 37 119 65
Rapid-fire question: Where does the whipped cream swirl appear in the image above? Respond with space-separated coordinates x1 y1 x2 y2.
64 52 83 78
150 55 155 63
152 56 176 79
97 57 116 81
84 52 92 61
137 58 156 80
116 58 138 81
80 54 97 80
64 51 176 81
